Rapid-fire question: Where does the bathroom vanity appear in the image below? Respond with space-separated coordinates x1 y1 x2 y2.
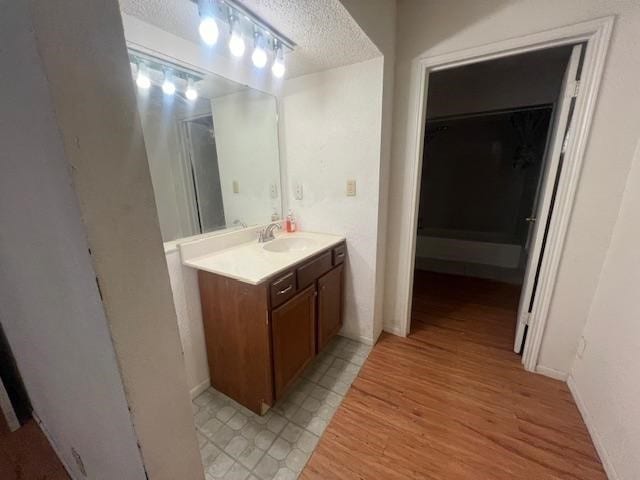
185 232 345 414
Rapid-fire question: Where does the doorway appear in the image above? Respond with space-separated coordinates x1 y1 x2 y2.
395 18 613 372
396 17 614 374
180 114 227 233
413 44 582 357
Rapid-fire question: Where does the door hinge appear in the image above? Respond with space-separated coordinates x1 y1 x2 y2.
561 125 572 155
572 80 580 98
525 312 532 326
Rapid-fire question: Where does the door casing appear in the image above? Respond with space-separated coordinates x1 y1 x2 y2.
396 17 614 373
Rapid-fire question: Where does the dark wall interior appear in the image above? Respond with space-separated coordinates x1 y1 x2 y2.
419 107 552 246
0 323 31 425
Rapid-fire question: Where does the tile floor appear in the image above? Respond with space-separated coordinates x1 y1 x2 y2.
192 335 371 480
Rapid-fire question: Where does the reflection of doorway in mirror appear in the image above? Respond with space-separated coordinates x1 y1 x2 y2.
180 114 226 234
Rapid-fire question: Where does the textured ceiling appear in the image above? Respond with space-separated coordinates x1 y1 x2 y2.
119 0 380 78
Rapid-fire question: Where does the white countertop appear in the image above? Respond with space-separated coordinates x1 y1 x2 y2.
182 231 345 285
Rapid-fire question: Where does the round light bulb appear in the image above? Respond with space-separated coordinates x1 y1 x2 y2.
198 16 219 46
229 32 246 57
271 59 285 78
185 79 198 101
162 72 176 95
136 64 151 89
252 46 267 68
162 81 176 95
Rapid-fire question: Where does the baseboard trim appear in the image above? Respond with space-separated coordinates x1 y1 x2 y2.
338 331 374 346
190 378 211 400
382 324 405 337
32 411 79 480
567 375 619 480
535 365 568 381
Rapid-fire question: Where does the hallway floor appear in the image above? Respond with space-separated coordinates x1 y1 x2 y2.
0 419 68 480
302 271 606 479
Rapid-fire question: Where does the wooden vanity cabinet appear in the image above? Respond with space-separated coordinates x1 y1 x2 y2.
271 285 316 399
198 242 346 414
197 272 274 413
317 263 344 352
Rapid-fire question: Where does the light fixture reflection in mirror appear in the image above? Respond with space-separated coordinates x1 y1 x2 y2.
136 63 151 89
162 70 176 95
185 78 199 101
128 50 283 243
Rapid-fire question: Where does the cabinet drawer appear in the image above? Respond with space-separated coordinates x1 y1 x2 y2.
270 270 296 308
297 251 332 289
333 243 346 265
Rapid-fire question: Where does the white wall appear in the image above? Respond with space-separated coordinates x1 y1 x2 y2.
166 250 209 397
339 0 396 341
27 1 204 478
280 58 385 344
0 2 146 478
385 0 640 374
212 91 282 226
569 140 640 480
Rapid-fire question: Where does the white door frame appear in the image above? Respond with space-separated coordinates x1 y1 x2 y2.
398 17 614 372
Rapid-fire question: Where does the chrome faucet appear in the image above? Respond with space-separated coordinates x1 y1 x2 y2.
258 222 282 243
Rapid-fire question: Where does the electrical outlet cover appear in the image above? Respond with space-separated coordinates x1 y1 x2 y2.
295 183 303 200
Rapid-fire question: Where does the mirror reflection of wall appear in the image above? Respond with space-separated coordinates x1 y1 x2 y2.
130 51 282 242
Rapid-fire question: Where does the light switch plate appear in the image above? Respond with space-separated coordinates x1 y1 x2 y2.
295 183 303 200
346 179 356 196
232 180 240 194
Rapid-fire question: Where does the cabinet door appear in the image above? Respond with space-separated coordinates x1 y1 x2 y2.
271 285 316 399
317 264 344 352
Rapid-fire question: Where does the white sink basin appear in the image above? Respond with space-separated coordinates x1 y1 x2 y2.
262 237 318 253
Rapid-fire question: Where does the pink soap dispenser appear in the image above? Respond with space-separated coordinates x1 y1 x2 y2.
286 210 297 233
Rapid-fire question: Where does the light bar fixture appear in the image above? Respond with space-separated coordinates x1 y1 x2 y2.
162 70 177 95
129 51 203 102
251 30 268 68
185 78 199 100
191 0 295 78
136 63 151 89
271 41 285 78
228 14 246 57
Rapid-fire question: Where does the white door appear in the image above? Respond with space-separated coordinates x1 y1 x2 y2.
514 44 583 353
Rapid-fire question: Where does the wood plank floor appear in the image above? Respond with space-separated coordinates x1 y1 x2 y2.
0 419 69 480
302 271 606 479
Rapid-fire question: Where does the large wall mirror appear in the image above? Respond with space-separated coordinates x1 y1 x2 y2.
129 50 282 242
